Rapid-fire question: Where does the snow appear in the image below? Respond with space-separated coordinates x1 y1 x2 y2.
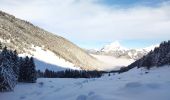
0 38 10 43
20 46 80 71
1 66 170 100
128 52 132 58
0 38 5 42
101 41 127 52
142 44 159 52
136 44 159 52
101 41 158 53
91 54 134 70
93 41 159 61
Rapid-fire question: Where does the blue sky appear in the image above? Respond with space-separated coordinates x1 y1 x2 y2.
97 0 169 7
0 0 170 49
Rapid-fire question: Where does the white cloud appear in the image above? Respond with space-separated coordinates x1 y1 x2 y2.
0 0 170 45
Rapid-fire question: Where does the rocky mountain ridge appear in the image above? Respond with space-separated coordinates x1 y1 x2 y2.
87 41 158 60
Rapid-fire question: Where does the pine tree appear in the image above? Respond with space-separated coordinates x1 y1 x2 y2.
0 42 2 50
28 57 37 83
18 56 28 82
0 47 17 92
0 46 37 92
18 56 37 83
127 40 170 70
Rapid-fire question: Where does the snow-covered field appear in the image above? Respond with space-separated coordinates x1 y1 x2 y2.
91 54 135 70
1 66 170 100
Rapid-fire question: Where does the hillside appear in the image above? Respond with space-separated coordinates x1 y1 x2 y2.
0 11 103 70
120 40 170 72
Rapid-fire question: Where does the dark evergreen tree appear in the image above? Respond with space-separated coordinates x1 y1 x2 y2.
0 42 2 49
44 69 50 78
18 57 37 83
0 46 37 92
42 69 103 78
126 40 170 71
37 70 44 78
27 57 37 83
10 50 19 79
0 47 17 92
18 56 28 82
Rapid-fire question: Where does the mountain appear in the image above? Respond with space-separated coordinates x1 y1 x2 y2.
101 41 127 52
119 40 170 73
0 11 104 71
88 41 158 60
128 41 170 69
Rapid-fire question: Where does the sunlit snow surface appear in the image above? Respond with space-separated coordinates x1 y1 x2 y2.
19 46 80 71
1 66 170 100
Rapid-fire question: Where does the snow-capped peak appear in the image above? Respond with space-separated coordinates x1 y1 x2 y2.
88 41 159 60
135 44 159 52
101 41 126 52
143 44 159 52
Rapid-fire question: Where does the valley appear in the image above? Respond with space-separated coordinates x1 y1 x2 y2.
1 1 170 99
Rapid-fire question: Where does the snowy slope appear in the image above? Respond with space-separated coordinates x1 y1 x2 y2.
19 46 80 71
1 66 170 100
142 44 159 52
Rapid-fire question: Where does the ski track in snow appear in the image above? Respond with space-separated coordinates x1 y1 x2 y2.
1 66 170 100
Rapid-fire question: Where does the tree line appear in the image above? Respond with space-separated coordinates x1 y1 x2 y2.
0 44 37 92
0 42 110 92
37 69 104 78
118 40 170 73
